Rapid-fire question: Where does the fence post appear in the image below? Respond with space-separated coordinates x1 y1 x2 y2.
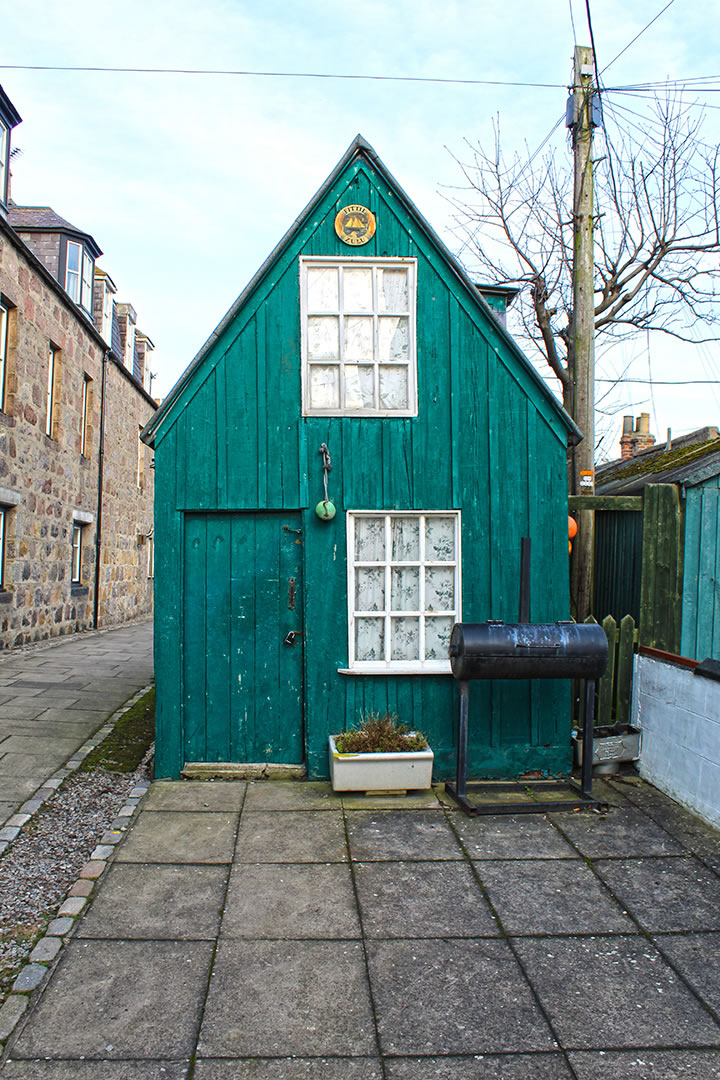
615 614 636 726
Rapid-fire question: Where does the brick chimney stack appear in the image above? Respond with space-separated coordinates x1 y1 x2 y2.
620 413 656 459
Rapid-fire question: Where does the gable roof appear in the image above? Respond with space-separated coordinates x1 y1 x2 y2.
142 135 580 447
597 426 720 494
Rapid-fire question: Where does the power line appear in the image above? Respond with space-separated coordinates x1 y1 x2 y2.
0 63 568 89
596 378 720 384
600 0 677 77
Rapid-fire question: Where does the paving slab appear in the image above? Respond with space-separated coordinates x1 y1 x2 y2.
653 931 720 1012
234 811 348 863
243 780 342 811
594 856 720 931
366 937 557 1055
513 934 720 1048
638 803 720 856
114 811 238 864
197 940 376 1058
76 864 230 939
343 790 443 811
1 1061 190 1078
221 862 360 938
384 1054 574 1078
474 858 633 935
453 812 578 860
568 1049 720 1078
354 860 499 938
193 1059 383 1079
345 810 463 861
550 806 685 858
8 940 213 1060
143 781 247 812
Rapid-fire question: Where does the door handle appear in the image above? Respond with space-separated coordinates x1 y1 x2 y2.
283 630 303 646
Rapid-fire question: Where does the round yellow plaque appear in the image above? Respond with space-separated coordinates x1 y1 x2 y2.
334 205 376 246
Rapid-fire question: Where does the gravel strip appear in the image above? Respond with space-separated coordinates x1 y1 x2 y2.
0 760 151 1007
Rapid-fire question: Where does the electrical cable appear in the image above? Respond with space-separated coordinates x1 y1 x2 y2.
599 0 677 77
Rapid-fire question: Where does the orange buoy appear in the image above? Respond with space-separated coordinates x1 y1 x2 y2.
568 516 578 539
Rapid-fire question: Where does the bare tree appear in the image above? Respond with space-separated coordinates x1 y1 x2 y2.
447 94 720 421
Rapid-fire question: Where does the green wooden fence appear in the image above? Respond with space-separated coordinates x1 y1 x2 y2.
584 613 636 727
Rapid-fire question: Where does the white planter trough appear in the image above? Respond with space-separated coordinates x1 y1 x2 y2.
329 735 434 793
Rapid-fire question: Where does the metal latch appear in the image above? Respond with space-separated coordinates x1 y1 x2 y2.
283 630 303 646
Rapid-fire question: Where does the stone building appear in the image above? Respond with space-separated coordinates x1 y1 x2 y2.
0 84 156 649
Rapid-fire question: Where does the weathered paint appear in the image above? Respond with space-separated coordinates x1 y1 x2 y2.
681 475 720 660
148 139 573 780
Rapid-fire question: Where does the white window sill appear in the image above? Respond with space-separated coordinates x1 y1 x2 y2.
337 666 452 676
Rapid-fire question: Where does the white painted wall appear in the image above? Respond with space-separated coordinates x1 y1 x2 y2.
633 654 720 829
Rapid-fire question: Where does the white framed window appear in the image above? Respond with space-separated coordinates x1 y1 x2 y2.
65 241 94 311
80 374 91 457
346 511 461 673
0 506 5 589
0 300 7 412
71 523 83 583
46 344 58 438
300 257 417 416
0 120 8 206
147 528 154 579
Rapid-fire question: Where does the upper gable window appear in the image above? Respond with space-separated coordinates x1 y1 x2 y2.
0 120 9 206
300 257 417 416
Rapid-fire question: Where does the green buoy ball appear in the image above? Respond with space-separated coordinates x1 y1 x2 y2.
315 499 336 521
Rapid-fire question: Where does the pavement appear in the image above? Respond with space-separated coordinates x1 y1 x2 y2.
1 627 720 1077
0 622 154 825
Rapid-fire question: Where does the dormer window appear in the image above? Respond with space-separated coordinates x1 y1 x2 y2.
65 240 94 311
0 119 9 206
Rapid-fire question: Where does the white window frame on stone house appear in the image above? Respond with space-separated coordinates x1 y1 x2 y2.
46 344 59 439
0 119 8 206
0 506 5 589
71 522 83 583
300 257 417 417
65 241 94 312
0 489 21 591
344 510 461 674
147 528 154 579
80 374 91 457
0 300 8 412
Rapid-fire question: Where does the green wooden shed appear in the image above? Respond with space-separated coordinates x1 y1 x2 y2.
142 136 580 781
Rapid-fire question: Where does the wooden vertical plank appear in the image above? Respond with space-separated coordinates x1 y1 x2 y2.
182 513 208 763
615 614 635 726
639 484 681 652
680 486 702 659
204 515 231 761
597 615 617 726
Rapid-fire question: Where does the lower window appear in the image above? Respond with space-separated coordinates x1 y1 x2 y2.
347 511 461 672
71 523 83 583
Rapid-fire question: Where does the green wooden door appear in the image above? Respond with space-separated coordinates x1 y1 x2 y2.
182 512 304 764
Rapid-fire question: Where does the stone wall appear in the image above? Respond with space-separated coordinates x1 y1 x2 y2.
0 222 155 649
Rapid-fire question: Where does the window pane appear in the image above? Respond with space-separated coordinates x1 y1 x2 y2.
426 517 456 561
378 366 409 411
356 617 384 661
391 566 419 610
307 267 338 312
391 616 420 661
66 243 80 272
344 316 373 361
378 317 409 363
355 567 384 612
425 566 455 611
379 268 409 312
307 316 339 359
343 268 373 312
425 617 454 660
309 365 339 409
344 365 374 410
355 516 385 562
391 516 420 561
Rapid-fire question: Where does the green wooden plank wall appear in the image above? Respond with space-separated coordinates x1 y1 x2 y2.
681 477 720 661
152 155 571 779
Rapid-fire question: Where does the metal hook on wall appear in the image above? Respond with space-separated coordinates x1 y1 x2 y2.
315 443 336 521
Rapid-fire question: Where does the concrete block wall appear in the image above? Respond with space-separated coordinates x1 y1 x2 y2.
633 653 720 828
0 224 155 649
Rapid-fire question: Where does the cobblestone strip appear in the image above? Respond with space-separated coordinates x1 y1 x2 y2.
0 685 154 1051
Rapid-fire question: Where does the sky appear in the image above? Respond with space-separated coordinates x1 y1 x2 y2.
2 0 720 461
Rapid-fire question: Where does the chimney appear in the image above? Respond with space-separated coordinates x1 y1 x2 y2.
620 412 656 459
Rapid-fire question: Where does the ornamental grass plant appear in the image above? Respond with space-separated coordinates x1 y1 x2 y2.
334 711 428 754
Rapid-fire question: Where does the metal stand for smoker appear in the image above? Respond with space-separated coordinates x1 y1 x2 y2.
445 677 607 817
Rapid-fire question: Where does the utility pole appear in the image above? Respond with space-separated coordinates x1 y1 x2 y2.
570 44 596 621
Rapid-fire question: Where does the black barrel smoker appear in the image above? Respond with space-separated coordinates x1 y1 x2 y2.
446 541 609 816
